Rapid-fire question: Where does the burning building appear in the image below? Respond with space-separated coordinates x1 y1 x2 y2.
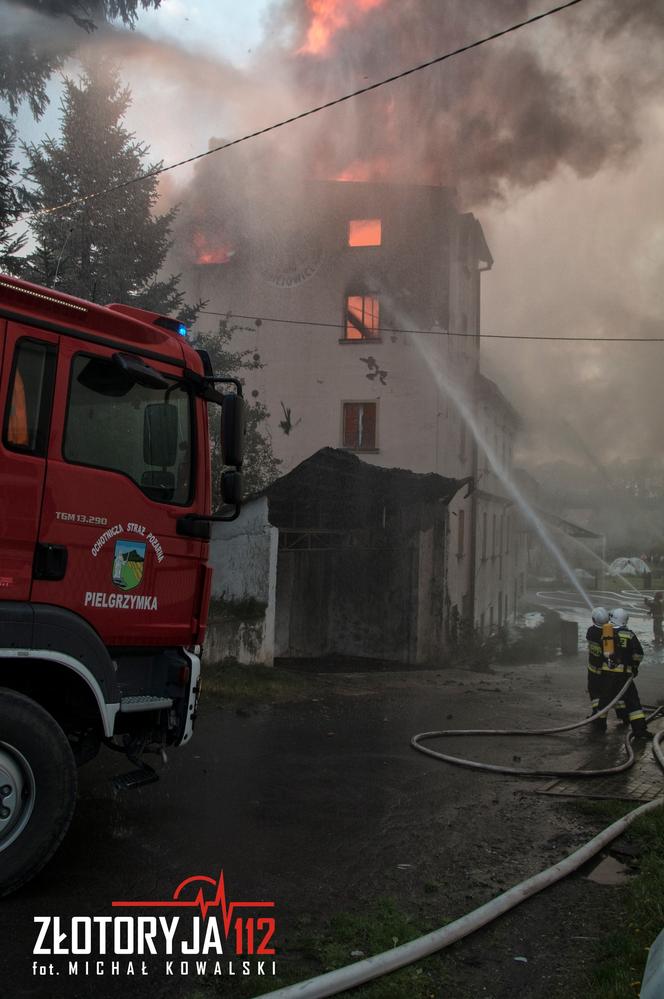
184 176 528 648
188 178 490 481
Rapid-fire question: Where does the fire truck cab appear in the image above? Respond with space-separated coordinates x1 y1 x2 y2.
0 274 244 895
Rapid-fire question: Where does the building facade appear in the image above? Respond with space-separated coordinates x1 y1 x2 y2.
186 180 524 639
472 375 529 634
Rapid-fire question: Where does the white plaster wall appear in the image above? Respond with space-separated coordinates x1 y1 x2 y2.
207 497 278 665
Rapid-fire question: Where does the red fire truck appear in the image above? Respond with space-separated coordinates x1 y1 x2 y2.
0 274 244 894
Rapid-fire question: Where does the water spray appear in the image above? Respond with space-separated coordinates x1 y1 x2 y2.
401 319 594 609
550 526 643 596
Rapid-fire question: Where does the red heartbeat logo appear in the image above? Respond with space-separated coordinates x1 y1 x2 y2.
112 872 274 932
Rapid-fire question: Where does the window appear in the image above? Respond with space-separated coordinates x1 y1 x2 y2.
345 295 380 340
64 354 193 505
348 219 382 247
459 421 467 462
481 512 487 560
342 402 377 451
457 509 465 558
3 339 56 455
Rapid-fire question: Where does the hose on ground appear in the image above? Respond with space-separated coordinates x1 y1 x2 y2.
411 676 643 778
253 680 664 999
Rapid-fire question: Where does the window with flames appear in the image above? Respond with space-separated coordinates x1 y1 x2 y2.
345 294 380 340
348 219 382 247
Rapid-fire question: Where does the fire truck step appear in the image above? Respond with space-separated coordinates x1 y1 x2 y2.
119 695 173 713
111 764 159 792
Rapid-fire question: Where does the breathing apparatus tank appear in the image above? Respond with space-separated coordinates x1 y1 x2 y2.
601 621 615 663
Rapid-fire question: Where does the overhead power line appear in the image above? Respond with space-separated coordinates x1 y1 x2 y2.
27 0 588 221
199 310 663 344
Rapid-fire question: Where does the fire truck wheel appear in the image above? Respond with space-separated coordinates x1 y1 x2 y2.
0 688 78 896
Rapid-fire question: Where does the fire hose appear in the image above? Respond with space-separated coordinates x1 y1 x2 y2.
254 679 664 999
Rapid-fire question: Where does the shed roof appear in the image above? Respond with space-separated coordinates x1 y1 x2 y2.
265 448 464 530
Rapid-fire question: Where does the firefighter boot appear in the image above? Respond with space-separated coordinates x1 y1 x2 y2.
631 720 652 740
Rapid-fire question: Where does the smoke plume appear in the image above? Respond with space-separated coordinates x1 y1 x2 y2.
5 0 664 476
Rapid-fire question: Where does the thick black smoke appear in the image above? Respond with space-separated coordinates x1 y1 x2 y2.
264 0 664 202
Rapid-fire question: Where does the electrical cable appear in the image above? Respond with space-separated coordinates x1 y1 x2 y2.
26 0 588 221
198 310 664 344
251 680 664 999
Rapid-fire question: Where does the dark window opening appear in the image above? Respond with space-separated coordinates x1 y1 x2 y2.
459 421 467 462
343 402 377 451
457 509 465 557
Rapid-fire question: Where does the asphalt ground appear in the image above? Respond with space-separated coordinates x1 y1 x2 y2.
2 609 664 999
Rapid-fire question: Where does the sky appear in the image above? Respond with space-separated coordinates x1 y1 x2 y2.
2 0 663 472
135 0 272 64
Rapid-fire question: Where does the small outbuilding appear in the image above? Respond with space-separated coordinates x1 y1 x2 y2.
207 448 470 666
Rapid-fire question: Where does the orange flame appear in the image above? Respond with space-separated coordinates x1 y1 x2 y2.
348 218 382 246
334 157 391 182
299 0 385 55
193 231 234 265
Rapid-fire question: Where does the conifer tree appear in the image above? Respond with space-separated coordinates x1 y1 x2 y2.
1 1 162 118
194 319 281 498
24 61 189 317
0 115 30 274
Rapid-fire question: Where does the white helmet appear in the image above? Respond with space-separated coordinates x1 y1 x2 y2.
592 607 609 626
610 608 629 628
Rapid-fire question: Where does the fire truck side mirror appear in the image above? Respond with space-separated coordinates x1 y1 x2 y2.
221 394 246 469
221 469 243 506
144 403 179 466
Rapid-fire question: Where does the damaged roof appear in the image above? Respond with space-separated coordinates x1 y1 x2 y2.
264 448 465 530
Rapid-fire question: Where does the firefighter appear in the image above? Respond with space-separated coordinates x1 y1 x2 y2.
597 608 649 737
646 591 664 646
586 607 612 730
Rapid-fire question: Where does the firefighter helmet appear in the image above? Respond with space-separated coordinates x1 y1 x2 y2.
591 607 609 626
610 607 629 628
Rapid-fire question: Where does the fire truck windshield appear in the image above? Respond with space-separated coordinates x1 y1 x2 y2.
63 353 193 505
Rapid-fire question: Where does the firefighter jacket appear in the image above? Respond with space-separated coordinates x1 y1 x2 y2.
586 625 605 671
611 627 644 674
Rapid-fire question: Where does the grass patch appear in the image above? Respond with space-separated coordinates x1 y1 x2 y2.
296 898 448 998
578 801 664 998
188 899 450 999
566 798 635 823
202 660 324 706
